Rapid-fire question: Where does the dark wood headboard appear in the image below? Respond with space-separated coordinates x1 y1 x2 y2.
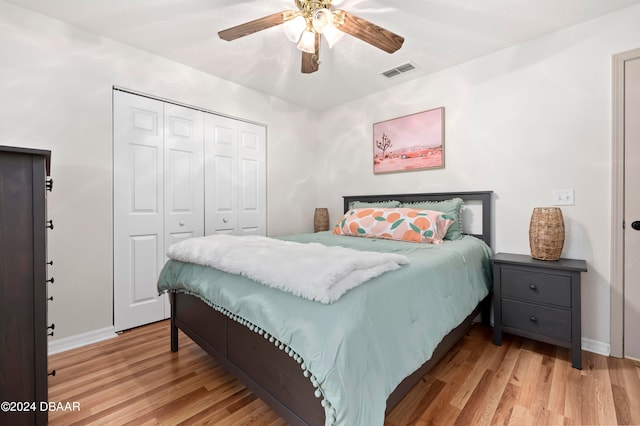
343 191 493 248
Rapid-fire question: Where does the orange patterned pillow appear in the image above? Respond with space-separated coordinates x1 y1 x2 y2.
333 208 455 244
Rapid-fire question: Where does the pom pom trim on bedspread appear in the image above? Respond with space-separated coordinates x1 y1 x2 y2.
173 290 337 425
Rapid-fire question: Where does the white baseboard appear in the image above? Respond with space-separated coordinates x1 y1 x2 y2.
46 324 610 361
582 337 610 357
48 326 118 355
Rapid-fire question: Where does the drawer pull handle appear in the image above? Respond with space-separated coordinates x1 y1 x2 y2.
529 283 537 291
529 316 538 323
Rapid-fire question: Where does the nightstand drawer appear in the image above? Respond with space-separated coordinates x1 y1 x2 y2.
502 299 571 342
501 267 571 307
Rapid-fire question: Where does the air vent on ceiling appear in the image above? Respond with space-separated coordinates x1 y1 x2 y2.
381 62 417 78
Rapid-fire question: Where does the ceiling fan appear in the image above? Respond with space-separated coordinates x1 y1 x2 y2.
218 0 405 74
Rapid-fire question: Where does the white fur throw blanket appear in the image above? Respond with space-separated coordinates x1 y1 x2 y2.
166 235 410 304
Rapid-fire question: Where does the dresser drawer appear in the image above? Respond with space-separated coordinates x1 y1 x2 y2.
501 299 571 342
501 267 571 307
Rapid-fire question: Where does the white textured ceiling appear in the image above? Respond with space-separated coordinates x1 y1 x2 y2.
7 0 640 110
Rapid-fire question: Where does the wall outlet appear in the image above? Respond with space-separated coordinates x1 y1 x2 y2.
552 188 575 206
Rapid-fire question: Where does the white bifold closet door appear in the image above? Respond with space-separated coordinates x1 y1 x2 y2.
113 91 204 332
204 114 266 236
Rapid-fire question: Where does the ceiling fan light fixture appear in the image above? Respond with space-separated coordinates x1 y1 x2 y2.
284 15 306 42
323 24 343 48
219 0 404 74
312 8 333 33
297 30 316 53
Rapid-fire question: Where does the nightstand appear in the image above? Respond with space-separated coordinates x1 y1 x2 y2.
491 253 587 369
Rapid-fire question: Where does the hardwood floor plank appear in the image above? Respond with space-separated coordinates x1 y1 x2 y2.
453 368 495 425
486 332 515 372
431 346 472 383
563 362 585 422
530 351 554 411
516 346 543 410
384 375 445 425
417 402 461 426
531 405 565 425
508 404 535 426
48 321 640 425
610 383 632 425
491 382 519 426
509 340 533 389
619 360 640 423
410 356 474 423
468 334 521 426
548 347 571 416
450 335 499 409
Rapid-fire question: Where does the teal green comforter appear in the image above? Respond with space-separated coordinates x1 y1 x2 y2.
157 232 492 425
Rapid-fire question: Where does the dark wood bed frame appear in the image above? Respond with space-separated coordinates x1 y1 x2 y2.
169 191 493 425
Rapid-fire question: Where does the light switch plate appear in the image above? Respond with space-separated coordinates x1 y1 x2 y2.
552 189 575 206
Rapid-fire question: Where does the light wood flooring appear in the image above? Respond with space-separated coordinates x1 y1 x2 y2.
48 320 640 425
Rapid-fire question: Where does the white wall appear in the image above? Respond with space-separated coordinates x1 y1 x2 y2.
0 1 319 340
315 4 640 348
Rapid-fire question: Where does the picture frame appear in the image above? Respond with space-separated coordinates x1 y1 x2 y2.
373 107 444 174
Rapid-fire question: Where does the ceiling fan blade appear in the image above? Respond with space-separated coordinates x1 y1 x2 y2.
218 11 293 41
334 10 404 54
301 33 321 74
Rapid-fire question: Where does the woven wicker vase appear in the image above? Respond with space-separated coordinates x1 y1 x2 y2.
314 208 330 232
529 207 565 260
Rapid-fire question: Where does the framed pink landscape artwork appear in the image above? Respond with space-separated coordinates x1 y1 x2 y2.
373 107 444 174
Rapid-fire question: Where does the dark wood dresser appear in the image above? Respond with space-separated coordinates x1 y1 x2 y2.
492 252 587 369
0 146 53 425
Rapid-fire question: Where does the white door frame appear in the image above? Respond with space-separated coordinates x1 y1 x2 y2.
610 47 640 357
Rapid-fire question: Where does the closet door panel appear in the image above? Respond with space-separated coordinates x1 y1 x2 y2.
238 158 260 236
164 104 204 254
114 91 165 332
237 121 266 236
130 145 161 214
205 115 238 235
130 235 161 302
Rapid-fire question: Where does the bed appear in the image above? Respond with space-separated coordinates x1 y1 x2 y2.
158 191 493 425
